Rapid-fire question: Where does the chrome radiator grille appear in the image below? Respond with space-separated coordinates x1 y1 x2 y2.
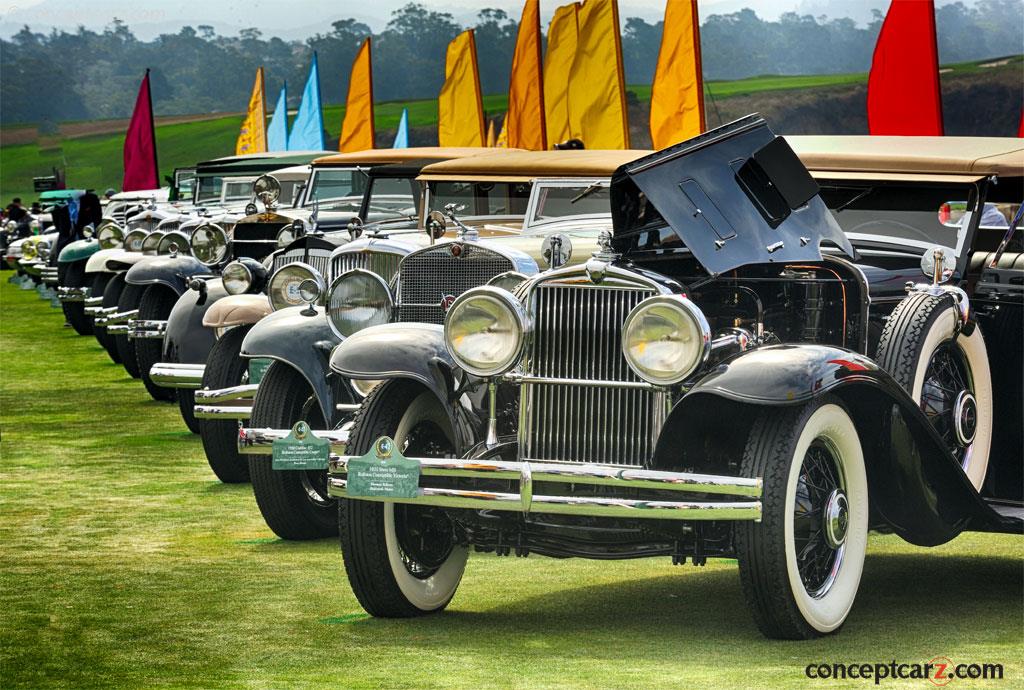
398 244 513 325
272 249 333 281
331 251 402 285
520 283 666 466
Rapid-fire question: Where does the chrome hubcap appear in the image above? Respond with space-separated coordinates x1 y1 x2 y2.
823 489 849 548
953 391 977 447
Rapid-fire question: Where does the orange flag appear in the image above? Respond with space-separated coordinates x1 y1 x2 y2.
568 0 629 149
235 67 267 155
650 0 705 148
339 37 375 152
438 30 486 147
487 119 497 147
506 0 546 150
544 3 579 147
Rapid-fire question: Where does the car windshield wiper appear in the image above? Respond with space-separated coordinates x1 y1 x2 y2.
571 183 604 204
833 187 874 213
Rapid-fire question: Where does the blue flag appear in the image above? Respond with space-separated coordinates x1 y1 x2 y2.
288 52 325 151
392 108 409 149
267 83 288 152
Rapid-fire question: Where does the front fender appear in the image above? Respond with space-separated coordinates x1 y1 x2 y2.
658 344 1015 546
87 248 131 274
58 238 101 264
241 306 339 423
104 251 147 272
162 278 227 364
202 294 272 329
125 254 210 295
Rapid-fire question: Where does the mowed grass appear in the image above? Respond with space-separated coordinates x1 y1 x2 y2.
1 277 1022 688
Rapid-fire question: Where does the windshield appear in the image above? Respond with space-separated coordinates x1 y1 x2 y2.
222 179 253 201
429 181 531 218
196 175 225 202
364 176 418 222
306 168 369 213
533 183 610 223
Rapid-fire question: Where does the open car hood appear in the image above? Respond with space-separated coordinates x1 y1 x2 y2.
610 114 854 276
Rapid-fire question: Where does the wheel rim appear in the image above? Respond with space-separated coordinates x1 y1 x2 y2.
297 396 331 508
793 439 846 599
921 341 976 470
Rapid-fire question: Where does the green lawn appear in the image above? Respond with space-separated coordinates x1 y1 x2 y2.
1 278 1021 687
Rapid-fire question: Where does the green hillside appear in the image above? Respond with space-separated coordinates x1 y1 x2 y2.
2 57 1018 204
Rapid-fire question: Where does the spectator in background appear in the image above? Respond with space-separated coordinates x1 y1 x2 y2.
75 191 103 233
29 201 42 215
6 198 26 223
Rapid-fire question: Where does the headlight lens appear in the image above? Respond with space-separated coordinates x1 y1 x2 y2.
37 242 50 260
190 223 229 265
622 295 711 385
222 261 253 295
97 222 124 249
268 262 322 311
326 269 393 338
157 231 189 255
124 229 147 252
276 226 295 248
22 242 36 260
141 230 165 254
444 286 528 377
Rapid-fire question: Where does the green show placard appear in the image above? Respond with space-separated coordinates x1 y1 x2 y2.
271 421 329 471
248 358 272 385
347 436 421 499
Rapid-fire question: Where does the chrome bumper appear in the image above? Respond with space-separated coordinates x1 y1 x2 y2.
239 426 350 454
57 285 91 303
86 303 113 317
21 260 43 276
42 266 59 283
326 453 763 521
127 318 167 339
95 308 137 327
193 383 258 420
149 362 205 389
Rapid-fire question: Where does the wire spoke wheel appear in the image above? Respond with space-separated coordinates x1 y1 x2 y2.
921 341 977 470
793 440 847 599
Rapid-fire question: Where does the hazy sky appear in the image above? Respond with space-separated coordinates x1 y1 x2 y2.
0 0 970 39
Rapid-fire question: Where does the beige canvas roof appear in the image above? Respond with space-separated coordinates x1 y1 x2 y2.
313 147 518 167
418 149 653 181
789 136 1024 177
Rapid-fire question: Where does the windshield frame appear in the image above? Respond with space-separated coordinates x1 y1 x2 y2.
522 177 613 233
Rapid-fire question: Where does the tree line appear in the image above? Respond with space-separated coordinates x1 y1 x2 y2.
1 0 1020 127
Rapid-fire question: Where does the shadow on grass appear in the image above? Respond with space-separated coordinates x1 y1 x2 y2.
328 552 1022 651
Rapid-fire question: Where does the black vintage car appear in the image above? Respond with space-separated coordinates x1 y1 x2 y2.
321 116 1022 639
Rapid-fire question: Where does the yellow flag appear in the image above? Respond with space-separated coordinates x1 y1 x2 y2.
568 0 629 149
438 30 485 147
506 0 546 150
650 0 705 148
235 67 267 155
496 115 508 148
339 37 375 152
543 3 578 147
486 119 497 147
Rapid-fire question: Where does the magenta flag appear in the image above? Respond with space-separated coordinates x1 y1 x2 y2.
123 69 159 191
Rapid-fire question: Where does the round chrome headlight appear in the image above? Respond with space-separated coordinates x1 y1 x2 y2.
222 261 253 295
158 231 189 255
622 295 711 386
22 242 37 260
326 269 394 339
276 226 296 248
4 220 16 231
141 230 165 254
268 262 323 311
124 229 147 252
37 241 50 260
190 223 229 265
487 271 529 293
444 286 529 377
80 225 95 239
97 222 124 249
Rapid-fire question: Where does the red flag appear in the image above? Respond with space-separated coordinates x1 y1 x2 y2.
1018 109 1024 137
867 0 943 135
123 69 159 191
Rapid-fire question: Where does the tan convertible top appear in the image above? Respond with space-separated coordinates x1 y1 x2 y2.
313 147 518 167
418 149 653 181
788 136 1024 177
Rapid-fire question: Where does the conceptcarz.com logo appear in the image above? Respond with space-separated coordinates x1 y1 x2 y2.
804 658 1004 685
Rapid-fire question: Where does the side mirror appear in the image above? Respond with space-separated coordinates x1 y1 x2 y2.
426 210 447 240
920 245 956 285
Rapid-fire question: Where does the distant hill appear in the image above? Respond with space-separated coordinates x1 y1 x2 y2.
1 56 1020 204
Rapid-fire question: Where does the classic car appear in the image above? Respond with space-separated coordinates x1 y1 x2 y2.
272 117 1019 638
236 149 651 540
148 147 498 436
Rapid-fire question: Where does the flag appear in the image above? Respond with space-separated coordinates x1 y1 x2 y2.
649 0 705 148
544 3 579 147
867 0 943 135
1018 109 1023 137
267 83 288 152
123 69 159 191
339 38 375 152
568 0 629 148
438 30 485 147
393 108 409 148
236 67 267 155
486 119 496 147
289 52 326 150
496 115 508 148
506 0 546 150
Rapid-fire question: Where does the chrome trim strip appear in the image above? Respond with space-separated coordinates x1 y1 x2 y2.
194 405 252 420
195 383 258 404
505 372 662 391
149 362 205 388
127 319 168 340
